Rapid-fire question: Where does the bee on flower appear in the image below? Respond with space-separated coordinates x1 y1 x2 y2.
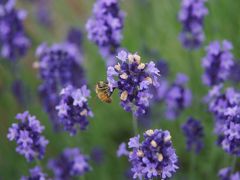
106 50 160 117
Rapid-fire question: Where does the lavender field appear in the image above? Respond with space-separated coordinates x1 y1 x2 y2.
0 0 240 179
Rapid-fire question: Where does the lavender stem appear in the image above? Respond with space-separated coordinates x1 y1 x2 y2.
231 156 237 173
132 113 138 136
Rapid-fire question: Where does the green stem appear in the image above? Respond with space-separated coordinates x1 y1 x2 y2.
80 175 85 180
189 152 195 179
188 51 198 179
132 113 138 136
176 119 180 130
188 51 198 114
35 158 42 167
188 52 195 91
231 156 237 173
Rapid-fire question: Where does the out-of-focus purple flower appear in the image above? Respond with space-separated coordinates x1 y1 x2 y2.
66 27 83 50
218 114 240 156
218 167 232 180
56 85 93 136
7 111 49 161
205 85 240 119
11 79 26 106
90 147 105 164
107 50 160 117
125 169 134 180
21 166 48 180
230 60 240 83
35 0 52 27
153 79 169 102
218 167 240 180
231 173 240 180
178 0 208 49
127 129 178 179
181 117 204 153
165 73 192 120
155 60 169 77
0 0 30 60
86 0 125 66
151 59 169 102
117 142 129 157
36 43 86 129
202 40 234 86
48 148 91 180
206 85 240 155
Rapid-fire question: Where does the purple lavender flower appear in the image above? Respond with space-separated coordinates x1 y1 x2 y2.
35 0 52 27
153 80 169 103
66 27 83 50
230 60 240 83
206 86 240 155
218 167 240 180
36 43 86 129
135 60 169 126
86 0 125 66
117 142 129 157
48 148 91 180
7 111 49 161
56 85 93 136
107 50 160 117
205 85 240 119
0 0 30 60
165 73 192 120
151 60 169 102
218 114 240 156
182 117 204 153
155 60 169 77
202 40 234 86
231 173 240 180
178 0 208 49
127 129 178 179
90 147 105 164
21 166 48 180
125 169 134 180
218 167 232 180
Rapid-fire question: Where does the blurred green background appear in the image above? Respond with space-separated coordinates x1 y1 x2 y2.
0 0 240 179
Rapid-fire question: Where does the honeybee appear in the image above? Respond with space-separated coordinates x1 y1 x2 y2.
95 81 113 103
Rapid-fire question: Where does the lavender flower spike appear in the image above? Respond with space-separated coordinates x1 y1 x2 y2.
182 117 204 153
218 113 240 156
178 0 208 49
128 129 178 179
90 147 105 164
205 85 240 155
107 50 161 117
36 42 86 129
202 40 234 86
205 85 240 119
56 85 93 136
86 0 125 66
21 166 48 180
0 0 30 60
218 167 240 180
66 27 83 51
36 0 52 27
7 111 49 161
165 73 192 120
48 148 91 180
117 142 129 157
